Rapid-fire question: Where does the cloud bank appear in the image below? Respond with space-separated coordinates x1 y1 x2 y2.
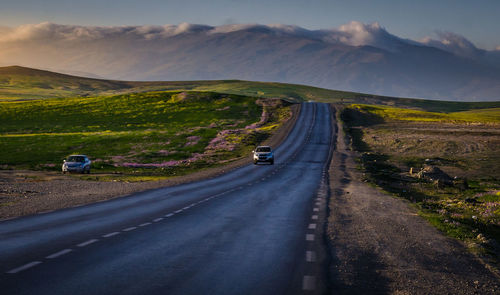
2 21 493 52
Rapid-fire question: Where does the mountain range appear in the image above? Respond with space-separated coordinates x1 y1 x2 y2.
1 22 499 101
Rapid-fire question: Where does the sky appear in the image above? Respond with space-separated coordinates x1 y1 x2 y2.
0 0 499 50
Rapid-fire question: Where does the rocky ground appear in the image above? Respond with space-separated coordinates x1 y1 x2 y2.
327 107 500 294
0 105 299 220
361 122 500 180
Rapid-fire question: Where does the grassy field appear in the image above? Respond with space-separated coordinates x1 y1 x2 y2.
3 66 500 112
0 66 348 103
0 66 132 100
341 104 500 262
345 104 500 123
0 90 291 180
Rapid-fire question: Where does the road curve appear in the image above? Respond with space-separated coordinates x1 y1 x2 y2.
0 102 333 295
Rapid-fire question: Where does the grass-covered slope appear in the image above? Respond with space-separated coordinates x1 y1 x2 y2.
0 91 291 179
347 104 500 124
0 66 132 100
2 66 499 112
0 66 353 103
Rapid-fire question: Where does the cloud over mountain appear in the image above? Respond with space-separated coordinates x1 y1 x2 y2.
0 21 407 47
0 22 499 101
420 31 481 58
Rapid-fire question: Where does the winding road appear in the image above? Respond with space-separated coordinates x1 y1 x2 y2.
0 102 333 294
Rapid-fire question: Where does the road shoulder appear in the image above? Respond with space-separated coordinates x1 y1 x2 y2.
326 105 499 294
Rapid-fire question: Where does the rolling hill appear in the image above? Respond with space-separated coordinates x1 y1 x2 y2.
1 66 500 113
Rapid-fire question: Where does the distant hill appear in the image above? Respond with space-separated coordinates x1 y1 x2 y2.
1 66 499 113
1 23 500 101
0 66 132 100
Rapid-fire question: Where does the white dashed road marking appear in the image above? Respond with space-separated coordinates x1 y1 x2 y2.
311 215 318 220
306 251 316 262
77 239 98 247
7 261 42 274
302 275 316 291
102 232 120 238
9 182 304 276
38 210 54 215
308 223 317 229
306 234 315 241
313 208 319 212
46 249 72 259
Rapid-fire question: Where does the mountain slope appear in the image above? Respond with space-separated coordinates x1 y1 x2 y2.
1 23 500 101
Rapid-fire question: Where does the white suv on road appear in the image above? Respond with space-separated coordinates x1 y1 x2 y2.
253 146 274 165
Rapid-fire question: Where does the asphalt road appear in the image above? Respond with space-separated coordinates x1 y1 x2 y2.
0 102 333 295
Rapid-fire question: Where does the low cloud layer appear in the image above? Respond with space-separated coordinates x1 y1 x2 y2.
0 22 214 42
420 31 481 58
0 21 499 101
1 21 494 52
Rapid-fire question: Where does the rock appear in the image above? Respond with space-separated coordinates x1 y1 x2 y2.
476 234 487 243
415 165 453 185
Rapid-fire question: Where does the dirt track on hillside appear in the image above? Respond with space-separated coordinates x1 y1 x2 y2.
0 104 300 220
327 106 499 294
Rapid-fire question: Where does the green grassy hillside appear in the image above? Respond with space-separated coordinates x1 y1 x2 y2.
347 104 500 124
0 66 352 104
0 66 132 100
0 91 291 179
2 66 499 112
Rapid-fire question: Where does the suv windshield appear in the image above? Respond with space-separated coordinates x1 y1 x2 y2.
256 147 271 152
67 156 85 162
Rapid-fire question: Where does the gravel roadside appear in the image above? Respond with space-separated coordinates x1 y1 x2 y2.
327 105 500 294
0 104 300 220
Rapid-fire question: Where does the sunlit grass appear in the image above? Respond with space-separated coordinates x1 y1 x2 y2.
349 104 500 123
0 91 289 173
2 66 500 115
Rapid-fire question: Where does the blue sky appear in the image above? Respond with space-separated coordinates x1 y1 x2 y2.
1 0 499 49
